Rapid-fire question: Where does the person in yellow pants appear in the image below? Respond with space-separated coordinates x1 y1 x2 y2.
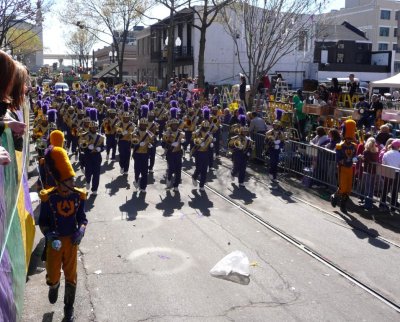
331 119 357 213
39 146 87 322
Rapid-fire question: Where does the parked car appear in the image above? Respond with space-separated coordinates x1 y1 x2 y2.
54 82 69 92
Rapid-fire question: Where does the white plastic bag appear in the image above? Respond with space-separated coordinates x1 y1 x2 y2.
209 251 250 285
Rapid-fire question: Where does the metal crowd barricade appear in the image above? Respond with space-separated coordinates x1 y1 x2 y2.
281 140 337 188
251 132 267 161
281 140 400 211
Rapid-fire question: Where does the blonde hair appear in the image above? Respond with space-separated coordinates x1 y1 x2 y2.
364 137 378 153
0 50 16 103
385 138 395 150
10 61 28 109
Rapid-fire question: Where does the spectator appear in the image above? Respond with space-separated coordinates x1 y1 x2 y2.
347 73 359 98
356 96 371 128
248 111 267 134
370 94 383 125
379 138 394 163
360 137 379 209
293 89 306 141
222 108 232 124
317 83 330 102
376 124 392 148
329 77 342 106
323 129 341 150
381 139 400 209
310 127 329 146
239 74 247 111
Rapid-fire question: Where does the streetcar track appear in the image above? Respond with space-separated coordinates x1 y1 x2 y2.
155 153 400 313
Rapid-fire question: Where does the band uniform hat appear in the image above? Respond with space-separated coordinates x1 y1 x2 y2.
89 108 99 127
342 119 356 140
45 146 75 183
49 130 65 148
238 107 245 115
139 105 149 125
201 107 211 127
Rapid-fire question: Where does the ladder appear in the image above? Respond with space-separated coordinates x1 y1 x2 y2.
275 80 289 101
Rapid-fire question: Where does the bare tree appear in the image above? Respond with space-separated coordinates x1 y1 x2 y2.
65 28 97 71
157 0 190 85
221 0 328 109
62 0 153 82
7 27 41 62
189 0 233 89
0 0 50 51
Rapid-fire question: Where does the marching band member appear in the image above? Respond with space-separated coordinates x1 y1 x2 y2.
33 103 49 141
63 101 77 155
39 146 87 322
191 108 214 191
182 99 197 152
265 120 285 182
162 107 185 191
81 109 105 195
147 101 159 173
209 104 222 169
330 120 357 213
102 101 119 161
132 105 154 192
117 102 135 175
47 109 59 137
155 97 168 140
228 115 254 187
37 130 65 190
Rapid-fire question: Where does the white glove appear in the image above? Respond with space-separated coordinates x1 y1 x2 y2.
172 142 178 147
274 144 280 150
352 157 358 163
274 140 281 144
210 143 214 148
140 142 145 147
213 138 216 142
180 139 185 143
123 130 127 135
247 152 251 157
200 142 205 147
96 147 101 152
148 144 153 148
88 144 94 150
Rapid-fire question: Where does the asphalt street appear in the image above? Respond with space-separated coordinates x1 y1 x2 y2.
23 149 400 322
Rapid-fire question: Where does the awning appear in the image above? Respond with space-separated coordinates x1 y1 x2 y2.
93 62 119 79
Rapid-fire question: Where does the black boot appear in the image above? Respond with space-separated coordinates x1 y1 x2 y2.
330 194 338 208
48 282 60 304
340 195 348 213
64 282 76 322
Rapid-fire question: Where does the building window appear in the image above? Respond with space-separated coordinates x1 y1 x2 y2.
297 30 308 51
395 62 400 73
379 27 390 36
380 10 391 20
394 44 398 51
378 43 389 50
396 11 400 20
395 28 398 37
337 53 344 63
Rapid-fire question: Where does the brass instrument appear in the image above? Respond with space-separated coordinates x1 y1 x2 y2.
211 116 219 124
185 118 192 127
233 137 244 150
97 81 106 91
116 127 123 135
230 124 241 135
80 139 89 149
193 137 203 146
43 83 50 93
72 82 81 91
131 132 140 145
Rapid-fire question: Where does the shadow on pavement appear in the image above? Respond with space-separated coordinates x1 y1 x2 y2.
42 312 54 322
335 211 390 249
105 175 130 196
155 190 185 217
188 190 214 217
269 182 296 204
27 237 46 278
119 192 149 221
100 160 115 175
228 183 257 205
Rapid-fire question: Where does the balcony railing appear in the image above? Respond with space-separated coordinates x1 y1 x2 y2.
151 46 193 61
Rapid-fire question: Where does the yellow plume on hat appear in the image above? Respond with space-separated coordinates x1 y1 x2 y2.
343 119 356 140
46 146 75 182
49 130 64 148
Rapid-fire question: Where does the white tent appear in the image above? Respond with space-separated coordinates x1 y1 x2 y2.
369 73 400 88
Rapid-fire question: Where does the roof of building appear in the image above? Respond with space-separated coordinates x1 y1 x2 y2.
316 21 370 42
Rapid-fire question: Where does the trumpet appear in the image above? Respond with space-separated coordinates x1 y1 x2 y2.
211 116 219 124
131 133 140 145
